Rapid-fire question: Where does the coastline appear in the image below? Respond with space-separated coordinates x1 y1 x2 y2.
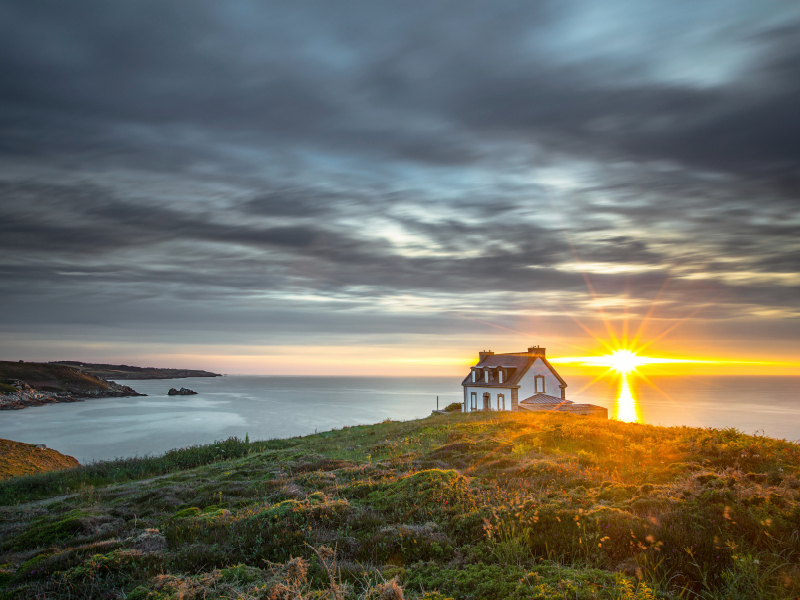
0 379 144 411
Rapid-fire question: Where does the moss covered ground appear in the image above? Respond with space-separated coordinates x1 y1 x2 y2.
0 411 799 599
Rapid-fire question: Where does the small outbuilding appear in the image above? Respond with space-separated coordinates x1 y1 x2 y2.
460 345 607 418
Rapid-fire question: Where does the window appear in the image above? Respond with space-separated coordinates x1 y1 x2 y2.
471 370 476 383
470 392 477 410
535 375 545 393
498 394 505 410
484 370 489 383
498 370 503 384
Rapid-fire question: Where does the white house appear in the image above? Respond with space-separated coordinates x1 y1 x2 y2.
460 345 607 417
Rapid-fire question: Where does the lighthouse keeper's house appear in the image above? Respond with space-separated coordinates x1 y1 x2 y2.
460 345 607 417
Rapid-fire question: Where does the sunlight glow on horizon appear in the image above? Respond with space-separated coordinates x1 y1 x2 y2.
550 347 790 424
549 351 780 372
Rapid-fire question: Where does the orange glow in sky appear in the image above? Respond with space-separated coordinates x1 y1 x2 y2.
549 347 794 422
549 349 779 373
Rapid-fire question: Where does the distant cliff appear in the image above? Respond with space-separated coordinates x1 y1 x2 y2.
49 361 221 380
0 361 144 410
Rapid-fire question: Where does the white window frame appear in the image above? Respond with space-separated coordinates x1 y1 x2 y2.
535 375 545 393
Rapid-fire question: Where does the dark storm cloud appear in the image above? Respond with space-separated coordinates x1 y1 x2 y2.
0 179 581 293
0 0 798 348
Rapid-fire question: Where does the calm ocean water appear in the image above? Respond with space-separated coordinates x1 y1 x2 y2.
0 375 797 463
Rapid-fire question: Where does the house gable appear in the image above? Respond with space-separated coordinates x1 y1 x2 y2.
461 346 568 401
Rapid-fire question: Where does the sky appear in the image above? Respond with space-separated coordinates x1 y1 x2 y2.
0 1 799 376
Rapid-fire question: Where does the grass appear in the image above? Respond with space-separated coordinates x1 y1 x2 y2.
0 361 116 394
0 411 798 599
0 440 80 481
0 436 277 504
0 382 18 394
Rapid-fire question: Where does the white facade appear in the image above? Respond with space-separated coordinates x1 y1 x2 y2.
463 386 512 412
461 346 567 412
517 358 564 401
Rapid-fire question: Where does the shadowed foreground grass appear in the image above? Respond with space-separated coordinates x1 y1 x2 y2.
0 411 798 599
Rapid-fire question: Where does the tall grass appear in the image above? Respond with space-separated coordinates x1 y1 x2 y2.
1 412 798 599
0 436 287 505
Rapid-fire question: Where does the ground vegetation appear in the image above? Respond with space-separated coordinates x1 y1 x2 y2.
1 412 798 599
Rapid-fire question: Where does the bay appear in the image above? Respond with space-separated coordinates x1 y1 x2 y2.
0 374 797 463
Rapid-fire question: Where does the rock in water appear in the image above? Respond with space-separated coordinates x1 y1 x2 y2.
168 387 198 395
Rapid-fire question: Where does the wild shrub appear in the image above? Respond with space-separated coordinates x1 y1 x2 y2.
164 497 352 563
2 412 799 599
0 436 274 505
58 549 161 586
507 504 650 568
357 522 454 565
367 469 474 520
405 560 626 600
10 511 90 551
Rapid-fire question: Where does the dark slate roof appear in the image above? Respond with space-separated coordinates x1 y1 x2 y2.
520 393 572 405
459 353 532 387
460 352 568 388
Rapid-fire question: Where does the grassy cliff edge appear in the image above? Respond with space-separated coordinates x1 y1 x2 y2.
0 440 80 481
0 412 798 599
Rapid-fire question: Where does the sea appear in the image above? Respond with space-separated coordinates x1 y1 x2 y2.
0 375 798 463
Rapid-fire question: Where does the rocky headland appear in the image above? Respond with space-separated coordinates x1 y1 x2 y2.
0 361 145 411
48 361 221 380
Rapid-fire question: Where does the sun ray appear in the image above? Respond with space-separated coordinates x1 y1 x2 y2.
571 366 616 397
540 185 620 352
622 279 630 351
629 273 674 350
578 270 621 350
554 305 617 355
636 299 720 355
631 368 680 406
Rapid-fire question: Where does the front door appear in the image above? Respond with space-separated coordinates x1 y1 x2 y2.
483 393 490 410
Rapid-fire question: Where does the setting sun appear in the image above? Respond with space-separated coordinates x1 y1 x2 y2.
606 350 640 373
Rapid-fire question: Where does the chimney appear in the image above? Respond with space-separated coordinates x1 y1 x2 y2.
527 345 546 357
478 350 494 361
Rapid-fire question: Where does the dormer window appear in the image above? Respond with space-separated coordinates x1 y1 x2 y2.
484 370 489 383
471 370 476 383
498 369 504 384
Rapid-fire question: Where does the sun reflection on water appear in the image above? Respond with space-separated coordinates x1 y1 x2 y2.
613 372 641 422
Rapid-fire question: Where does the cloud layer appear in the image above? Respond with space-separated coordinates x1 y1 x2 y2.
1 0 798 368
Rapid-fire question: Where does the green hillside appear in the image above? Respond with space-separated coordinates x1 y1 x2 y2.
49 361 220 380
0 440 80 480
0 412 798 599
